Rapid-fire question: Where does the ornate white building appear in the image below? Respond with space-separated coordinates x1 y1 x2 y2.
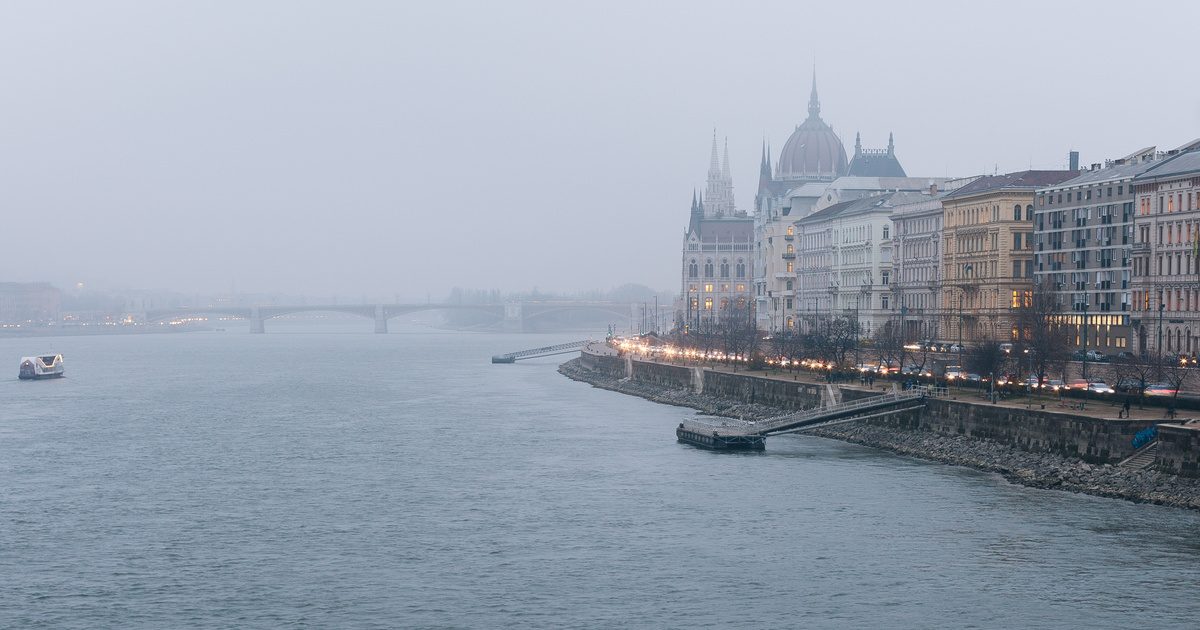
679 132 753 330
753 70 920 332
794 192 934 337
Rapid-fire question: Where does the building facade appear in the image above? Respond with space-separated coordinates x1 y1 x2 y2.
1129 145 1200 357
889 188 946 342
0 282 61 324
679 133 753 330
794 193 912 337
939 170 1076 344
1033 150 1161 354
753 72 849 332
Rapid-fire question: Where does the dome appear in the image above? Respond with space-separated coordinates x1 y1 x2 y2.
775 74 848 180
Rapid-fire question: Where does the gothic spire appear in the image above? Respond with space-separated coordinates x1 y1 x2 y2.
722 136 731 180
854 131 862 156
888 132 895 155
808 64 820 119
708 128 720 177
758 138 773 196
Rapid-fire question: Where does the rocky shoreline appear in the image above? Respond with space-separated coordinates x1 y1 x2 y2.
558 358 1200 511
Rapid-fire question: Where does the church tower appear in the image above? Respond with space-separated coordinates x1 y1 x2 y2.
703 130 736 217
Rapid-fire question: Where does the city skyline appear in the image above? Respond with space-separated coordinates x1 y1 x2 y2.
2 1 1199 298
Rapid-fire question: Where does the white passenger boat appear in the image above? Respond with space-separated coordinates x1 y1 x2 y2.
19 355 65 380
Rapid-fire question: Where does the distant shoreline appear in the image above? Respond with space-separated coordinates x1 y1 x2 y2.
0 325 216 339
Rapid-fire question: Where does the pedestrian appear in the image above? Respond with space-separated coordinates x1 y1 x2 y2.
1120 397 1131 419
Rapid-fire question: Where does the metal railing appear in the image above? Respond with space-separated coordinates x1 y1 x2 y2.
492 340 591 363
683 390 926 437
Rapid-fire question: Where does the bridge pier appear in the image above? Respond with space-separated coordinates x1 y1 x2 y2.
374 305 388 334
249 307 265 334
503 303 524 333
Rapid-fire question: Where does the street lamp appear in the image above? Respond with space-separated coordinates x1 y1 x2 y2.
1081 302 1089 381
1024 346 1034 409
1158 301 1166 379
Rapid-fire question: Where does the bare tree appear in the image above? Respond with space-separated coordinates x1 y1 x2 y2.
1109 354 1156 408
1159 356 1194 413
966 338 1008 383
1013 281 1071 386
811 314 858 368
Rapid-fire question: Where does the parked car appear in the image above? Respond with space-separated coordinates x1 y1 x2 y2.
1067 379 1089 390
966 373 983 383
1115 351 1135 360
1145 383 1178 397
1084 350 1108 362
1087 381 1115 394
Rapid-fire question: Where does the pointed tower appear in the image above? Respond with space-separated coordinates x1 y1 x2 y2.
689 189 703 234
854 131 862 157
807 65 821 120
703 129 734 217
758 140 772 192
722 136 735 214
888 132 895 156
776 64 847 180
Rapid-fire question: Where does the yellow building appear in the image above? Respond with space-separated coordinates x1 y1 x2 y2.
939 170 1075 344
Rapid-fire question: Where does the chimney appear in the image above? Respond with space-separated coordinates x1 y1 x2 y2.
1069 151 1080 171
929 183 938 195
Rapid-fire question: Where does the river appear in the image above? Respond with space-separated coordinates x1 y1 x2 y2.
2 324 1197 628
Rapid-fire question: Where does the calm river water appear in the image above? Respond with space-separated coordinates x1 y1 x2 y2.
2 324 1198 628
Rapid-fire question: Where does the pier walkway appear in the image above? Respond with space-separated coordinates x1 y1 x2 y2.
676 391 928 450
492 340 592 363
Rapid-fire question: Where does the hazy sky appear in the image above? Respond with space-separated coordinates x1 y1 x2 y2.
3 1 1198 299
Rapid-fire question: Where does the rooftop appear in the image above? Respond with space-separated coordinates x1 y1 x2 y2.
942 170 1077 200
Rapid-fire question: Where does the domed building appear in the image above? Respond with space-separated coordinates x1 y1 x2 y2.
752 69 914 333
775 78 849 180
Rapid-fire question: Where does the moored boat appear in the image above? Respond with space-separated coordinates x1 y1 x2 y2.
19 355 65 380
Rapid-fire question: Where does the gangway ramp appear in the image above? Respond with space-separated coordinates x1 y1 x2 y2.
491 340 591 363
676 390 927 450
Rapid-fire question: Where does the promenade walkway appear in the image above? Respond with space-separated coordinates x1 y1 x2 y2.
624 353 1193 424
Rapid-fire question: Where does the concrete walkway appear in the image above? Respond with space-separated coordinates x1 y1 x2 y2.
648 358 1192 423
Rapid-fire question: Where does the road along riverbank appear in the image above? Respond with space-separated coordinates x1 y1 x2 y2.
559 356 1200 510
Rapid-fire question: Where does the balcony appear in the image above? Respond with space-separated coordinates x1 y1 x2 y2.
782 252 796 260
1132 242 1150 254
784 233 794 241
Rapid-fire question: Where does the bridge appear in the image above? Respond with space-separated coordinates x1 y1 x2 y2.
676 390 929 450
143 301 636 334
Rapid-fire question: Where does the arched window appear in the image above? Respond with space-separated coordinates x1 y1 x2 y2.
704 259 714 278
688 259 698 278
736 259 746 278
720 259 730 278
786 316 794 329
720 298 730 311
1026 204 1034 220
1013 204 1022 220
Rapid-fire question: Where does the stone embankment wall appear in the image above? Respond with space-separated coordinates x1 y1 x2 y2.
629 360 693 390
865 399 1146 464
701 370 822 410
1157 425 1200 477
563 353 1200 508
579 349 624 378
